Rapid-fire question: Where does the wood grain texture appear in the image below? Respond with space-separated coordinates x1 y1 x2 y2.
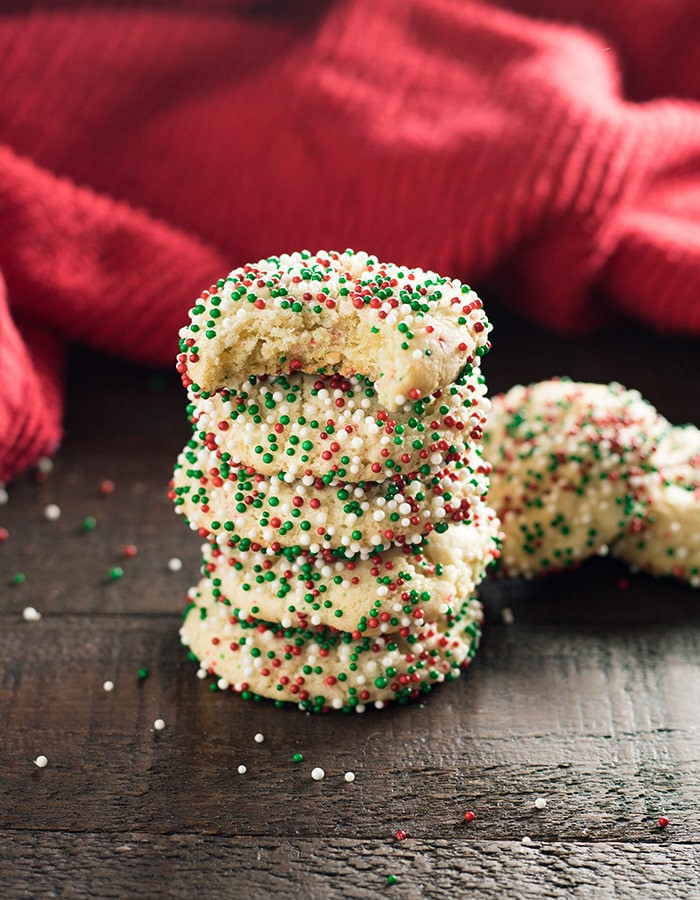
2 834 700 899
1 306 699 897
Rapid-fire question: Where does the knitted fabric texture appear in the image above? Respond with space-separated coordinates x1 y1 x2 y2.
1 0 699 480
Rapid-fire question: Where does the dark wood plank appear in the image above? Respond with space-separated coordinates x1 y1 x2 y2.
2 616 698 842
2 833 699 899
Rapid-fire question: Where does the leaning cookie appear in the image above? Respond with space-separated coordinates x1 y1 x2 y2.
180 584 483 713
198 512 500 636
614 424 700 586
172 440 491 554
483 379 668 578
177 249 491 411
188 367 489 481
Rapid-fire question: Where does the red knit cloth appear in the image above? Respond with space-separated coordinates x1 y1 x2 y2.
2 0 699 481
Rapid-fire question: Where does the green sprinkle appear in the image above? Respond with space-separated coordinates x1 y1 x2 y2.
109 566 124 581
137 667 149 681
82 516 97 532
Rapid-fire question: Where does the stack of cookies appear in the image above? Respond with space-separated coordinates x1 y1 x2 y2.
171 249 501 713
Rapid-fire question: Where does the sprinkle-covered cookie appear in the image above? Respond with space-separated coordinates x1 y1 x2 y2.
197 512 501 636
483 379 668 578
188 367 489 480
177 249 492 410
180 584 483 713
614 424 700 586
172 439 491 555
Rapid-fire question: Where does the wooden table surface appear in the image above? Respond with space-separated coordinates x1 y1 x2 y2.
2 304 699 899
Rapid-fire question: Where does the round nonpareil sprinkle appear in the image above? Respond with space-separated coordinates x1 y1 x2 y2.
44 503 61 521
37 457 54 474
311 767 325 781
168 557 183 572
293 752 304 763
463 810 476 822
103 680 114 692
254 732 264 743
386 875 398 886
344 771 356 782
153 718 166 731
110 567 124 581
82 516 97 532
237 764 247 774
534 797 547 810
0 526 8 542
124 545 138 558
137 667 149 680
100 479 115 495
394 829 407 841
22 606 41 621
12 572 25 585
34 755 48 768
658 815 670 828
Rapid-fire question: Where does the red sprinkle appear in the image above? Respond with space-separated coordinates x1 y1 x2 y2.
658 816 670 828
123 544 138 558
394 830 407 841
463 810 476 822
100 479 115 496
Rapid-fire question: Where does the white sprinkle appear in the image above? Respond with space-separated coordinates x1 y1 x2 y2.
167 557 183 572
22 606 42 622
43 504 61 521
534 797 547 810
153 718 166 731
521 836 532 844
103 680 114 692
344 771 356 783
501 607 515 625
311 767 325 781
34 755 48 768
254 732 264 744
0 486 8 506
37 457 54 474
237 764 247 774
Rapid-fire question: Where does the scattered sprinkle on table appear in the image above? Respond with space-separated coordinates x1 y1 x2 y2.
37 457 54 475
0 486 9 506
501 607 515 625
82 516 97 532
103 681 114 692
0 526 9 542
167 557 183 572
237 765 247 774
521 836 532 844
463 810 476 822
137 667 149 681
311 767 325 781
124 544 138 558
254 732 264 743
22 606 41 621
34 755 48 768
153 718 166 731
44 503 61 521
394 829 407 841
100 479 115 495
292 753 304 763
109 566 124 581
658 815 670 828
534 797 547 810
12 572 25 585
344 771 356 783
386 875 398 886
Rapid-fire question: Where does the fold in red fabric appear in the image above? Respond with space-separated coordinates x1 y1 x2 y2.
2 0 699 481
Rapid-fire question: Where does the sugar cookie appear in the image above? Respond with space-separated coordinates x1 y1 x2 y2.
483 379 668 577
188 367 489 481
180 584 483 713
614 424 700 586
177 249 491 410
197 511 500 636
172 439 491 554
